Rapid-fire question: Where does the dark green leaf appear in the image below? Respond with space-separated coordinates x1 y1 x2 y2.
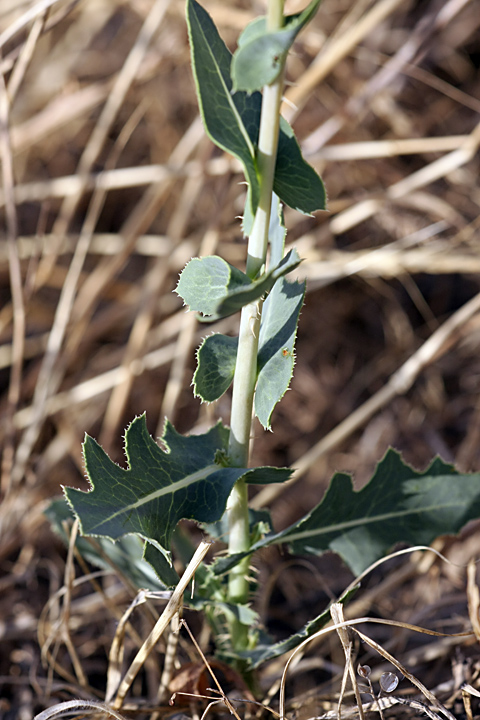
236 605 331 668
274 116 327 214
187 0 326 226
214 449 480 576
143 543 181 587
193 334 238 402
243 466 292 484
45 498 166 590
234 586 356 668
65 415 249 573
212 249 302 320
186 0 261 216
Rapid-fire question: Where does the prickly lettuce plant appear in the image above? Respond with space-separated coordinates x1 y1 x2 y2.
61 0 480 669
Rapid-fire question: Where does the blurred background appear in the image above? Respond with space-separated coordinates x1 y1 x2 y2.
1 0 480 716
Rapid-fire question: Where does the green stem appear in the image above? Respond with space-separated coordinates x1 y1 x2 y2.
227 0 285 651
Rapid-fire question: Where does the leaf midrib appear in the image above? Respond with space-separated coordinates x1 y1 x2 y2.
90 463 219 530
272 500 469 545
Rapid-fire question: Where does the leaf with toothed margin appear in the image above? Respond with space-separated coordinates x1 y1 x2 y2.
194 334 238 402
255 276 305 429
214 449 480 579
176 250 302 322
64 415 292 586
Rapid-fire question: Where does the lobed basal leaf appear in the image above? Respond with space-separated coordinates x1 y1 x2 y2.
64 415 292 585
214 449 480 577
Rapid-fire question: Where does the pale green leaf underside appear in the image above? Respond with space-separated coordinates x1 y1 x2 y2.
176 256 249 317
231 0 323 93
268 193 287 267
255 277 305 429
194 334 238 402
45 498 168 589
176 250 302 321
214 449 480 576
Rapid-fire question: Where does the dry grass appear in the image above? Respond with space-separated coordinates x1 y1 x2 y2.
1 0 480 717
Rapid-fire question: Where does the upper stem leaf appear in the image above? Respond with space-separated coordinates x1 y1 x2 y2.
231 0 323 93
187 0 326 226
176 250 302 321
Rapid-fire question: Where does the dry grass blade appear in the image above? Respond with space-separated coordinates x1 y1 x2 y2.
466 560 480 643
279 614 470 720
284 0 405 122
0 0 64 50
0 72 24 494
354 629 456 720
331 120 480 235
112 540 211 709
9 0 170 486
330 604 365 720
34 699 128 720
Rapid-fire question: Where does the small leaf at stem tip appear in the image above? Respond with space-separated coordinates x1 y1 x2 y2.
187 0 326 227
186 0 261 218
231 0 324 93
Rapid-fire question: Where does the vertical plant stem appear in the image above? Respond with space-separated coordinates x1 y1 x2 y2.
227 0 285 649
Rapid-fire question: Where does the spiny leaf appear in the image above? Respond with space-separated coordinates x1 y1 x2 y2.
176 250 302 321
194 334 238 403
65 416 240 579
214 449 480 576
64 415 291 584
232 594 353 669
255 277 305 429
231 0 323 93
